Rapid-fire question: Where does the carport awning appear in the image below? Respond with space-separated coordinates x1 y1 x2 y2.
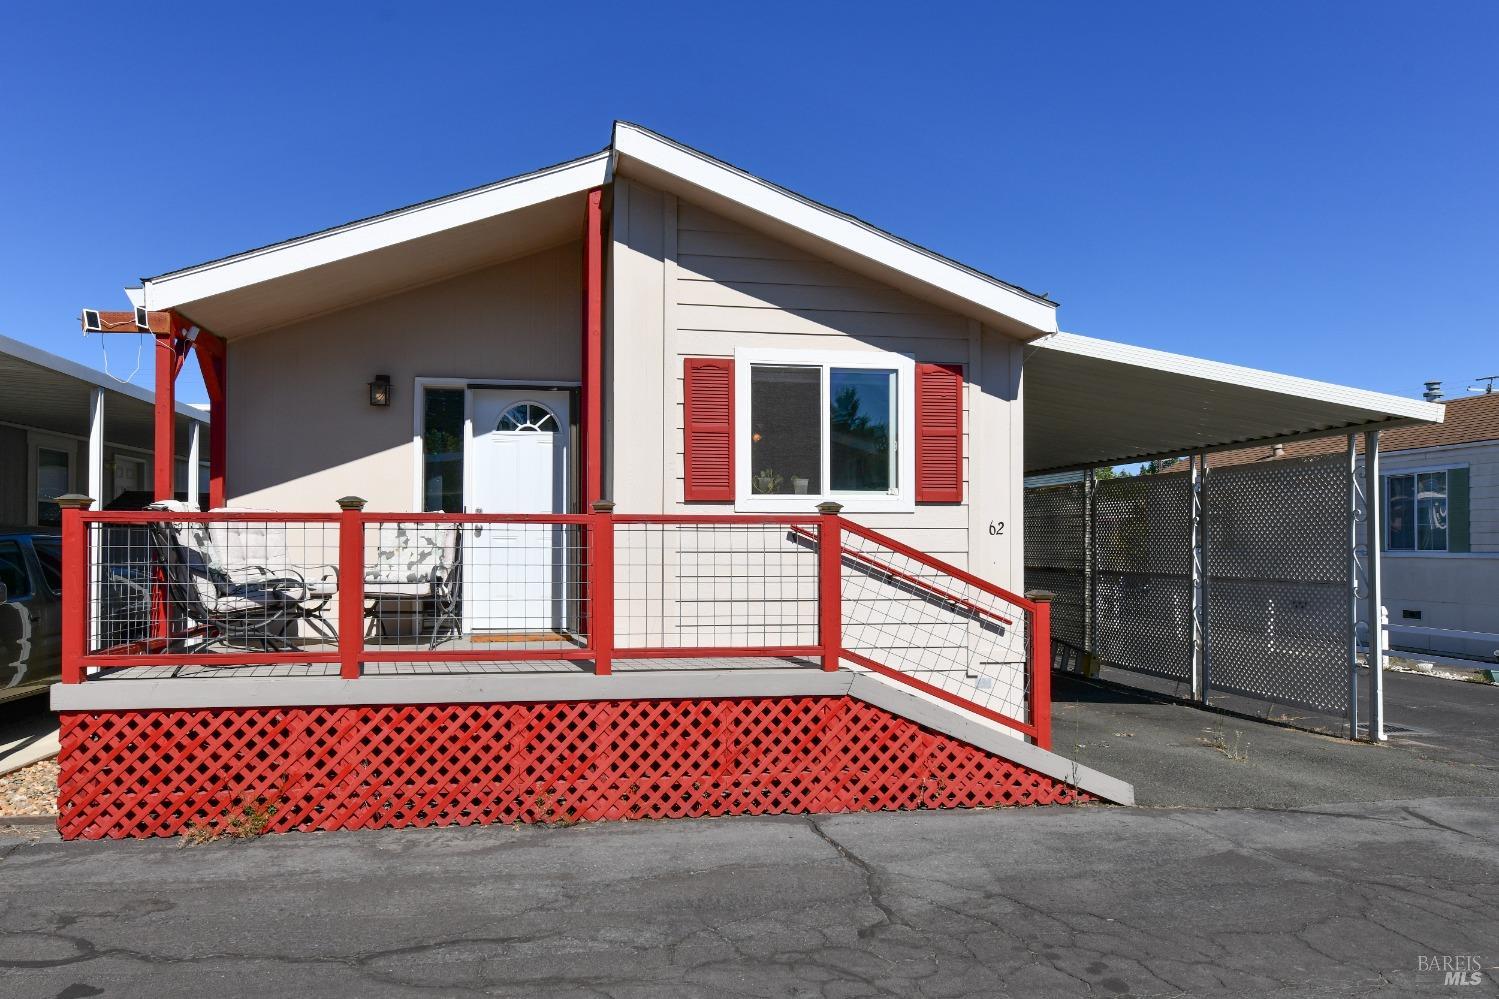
1024 332 1444 473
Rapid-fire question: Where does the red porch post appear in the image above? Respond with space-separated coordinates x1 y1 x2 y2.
818 502 844 672
1026 590 1054 750
337 496 367 679
583 187 604 508
153 330 177 501
590 501 614 675
58 494 93 684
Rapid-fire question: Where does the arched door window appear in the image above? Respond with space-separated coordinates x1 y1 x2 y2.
496 402 559 433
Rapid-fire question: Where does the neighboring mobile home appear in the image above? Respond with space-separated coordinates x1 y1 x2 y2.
53 123 1443 839
1168 389 1499 664
0 333 206 526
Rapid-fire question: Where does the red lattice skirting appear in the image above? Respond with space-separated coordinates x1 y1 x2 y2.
57 696 1090 840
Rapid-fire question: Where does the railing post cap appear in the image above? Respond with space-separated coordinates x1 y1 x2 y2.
336 496 368 511
816 501 844 515
591 500 615 513
55 494 95 511
1024 589 1056 603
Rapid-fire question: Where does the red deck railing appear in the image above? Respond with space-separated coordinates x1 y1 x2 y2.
57 499 1052 748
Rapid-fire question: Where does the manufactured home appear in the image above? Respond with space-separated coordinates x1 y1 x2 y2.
53 123 1440 839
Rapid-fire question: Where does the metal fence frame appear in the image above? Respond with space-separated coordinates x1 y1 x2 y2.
1025 432 1387 741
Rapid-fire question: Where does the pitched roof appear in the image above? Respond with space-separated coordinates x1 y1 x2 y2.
140 122 1058 339
1159 392 1499 471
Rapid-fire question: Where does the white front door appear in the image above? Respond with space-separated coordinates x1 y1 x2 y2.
466 389 570 633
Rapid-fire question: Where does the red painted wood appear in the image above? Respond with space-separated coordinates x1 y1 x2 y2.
590 506 614 675
82 511 340 524
193 330 228 509
60 504 87 684
612 645 821 660
915 362 963 504
819 513 842 672
338 508 364 679
80 309 173 334
1029 600 1052 750
82 651 341 667
683 358 735 502
583 188 604 508
361 648 595 663
56 696 1090 839
616 513 817 525
153 332 176 501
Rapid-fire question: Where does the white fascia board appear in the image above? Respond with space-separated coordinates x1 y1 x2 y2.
0 332 207 423
611 122 1058 335
142 151 610 311
1040 331 1445 424
122 287 145 309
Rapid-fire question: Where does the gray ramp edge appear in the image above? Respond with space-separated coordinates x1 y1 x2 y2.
52 668 1134 806
847 673 1135 806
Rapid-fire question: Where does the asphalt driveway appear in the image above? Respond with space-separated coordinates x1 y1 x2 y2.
0 671 1495 997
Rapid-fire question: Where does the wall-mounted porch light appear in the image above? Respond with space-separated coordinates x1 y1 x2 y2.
368 374 392 407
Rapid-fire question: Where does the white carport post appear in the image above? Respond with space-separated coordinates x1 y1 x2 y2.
1347 434 1362 740
1362 429 1386 741
187 420 201 509
1190 451 1210 703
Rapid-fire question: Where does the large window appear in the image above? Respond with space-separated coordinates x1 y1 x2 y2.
736 349 914 512
423 388 465 513
1385 470 1447 551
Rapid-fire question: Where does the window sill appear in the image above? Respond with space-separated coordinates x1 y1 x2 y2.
735 494 916 515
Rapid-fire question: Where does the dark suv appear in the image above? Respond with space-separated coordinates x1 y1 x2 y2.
0 528 63 703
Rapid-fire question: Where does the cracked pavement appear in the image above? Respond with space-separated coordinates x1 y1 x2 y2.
1 670 1495 997
0 796 1495 997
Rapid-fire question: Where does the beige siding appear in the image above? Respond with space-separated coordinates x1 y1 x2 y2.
227 242 581 512
1376 441 1499 658
609 184 1025 593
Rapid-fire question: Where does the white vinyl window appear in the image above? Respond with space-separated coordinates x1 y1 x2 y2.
734 348 915 512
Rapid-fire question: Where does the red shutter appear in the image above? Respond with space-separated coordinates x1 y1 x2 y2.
915 362 963 503
683 358 735 502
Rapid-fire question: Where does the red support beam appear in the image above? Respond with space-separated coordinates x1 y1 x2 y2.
58 497 91 684
583 187 605 508
1028 594 1053 750
337 497 367 679
590 500 615 675
193 330 228 508
153 331 177 501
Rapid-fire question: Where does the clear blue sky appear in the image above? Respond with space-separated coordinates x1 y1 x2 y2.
3 2 1495 405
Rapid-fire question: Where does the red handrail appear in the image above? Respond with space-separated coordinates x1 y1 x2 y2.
836 518 1040 612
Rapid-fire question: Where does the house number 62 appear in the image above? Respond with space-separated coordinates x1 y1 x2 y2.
989 521 1005 536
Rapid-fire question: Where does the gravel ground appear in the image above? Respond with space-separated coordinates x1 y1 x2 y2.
0 757 58 816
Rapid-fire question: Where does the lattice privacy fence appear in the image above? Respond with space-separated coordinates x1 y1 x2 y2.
1025 453 1352 718
58 697 1090 840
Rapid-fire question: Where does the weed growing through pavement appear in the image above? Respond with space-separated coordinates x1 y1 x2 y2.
1198 728 1250 762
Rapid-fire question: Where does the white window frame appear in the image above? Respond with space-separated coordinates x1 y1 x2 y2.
27 431 77 527
733 347 916 513
1383 465 1455 553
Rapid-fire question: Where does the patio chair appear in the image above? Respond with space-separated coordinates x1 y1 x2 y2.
207 510 339 641
364 522 462 649
145 501 309 652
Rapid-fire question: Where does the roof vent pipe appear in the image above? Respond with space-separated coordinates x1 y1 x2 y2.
1272 443 1285 458
1423 381 1444 402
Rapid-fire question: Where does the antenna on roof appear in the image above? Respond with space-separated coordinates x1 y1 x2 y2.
1467 375 1498 395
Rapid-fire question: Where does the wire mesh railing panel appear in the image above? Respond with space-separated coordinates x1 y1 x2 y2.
840 529 1031 726
86 515 341 662
362 519 589 655
613 521 820 652
1023 482 1087 649
1092 473 1194 681
1206 454 1351 713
